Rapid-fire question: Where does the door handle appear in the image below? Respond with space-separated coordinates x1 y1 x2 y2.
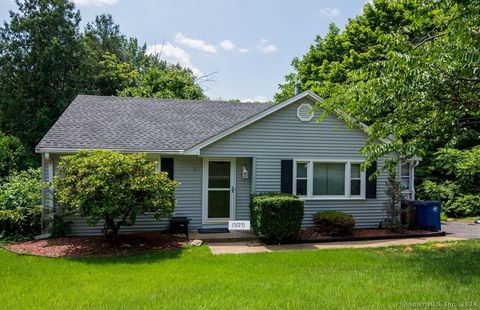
231 186 235 193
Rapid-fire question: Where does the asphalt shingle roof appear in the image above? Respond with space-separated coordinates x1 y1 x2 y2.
36 95 272 152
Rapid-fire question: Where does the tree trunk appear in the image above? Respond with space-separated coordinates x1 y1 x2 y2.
104 217 120 242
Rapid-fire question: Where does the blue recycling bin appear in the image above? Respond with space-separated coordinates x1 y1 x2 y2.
413 200 441 231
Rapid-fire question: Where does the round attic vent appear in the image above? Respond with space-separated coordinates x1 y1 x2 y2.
297 103 314 122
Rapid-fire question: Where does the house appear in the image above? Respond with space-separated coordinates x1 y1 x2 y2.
36 91 419 235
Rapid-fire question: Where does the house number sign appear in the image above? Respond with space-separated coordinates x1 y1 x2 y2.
228 221 250 230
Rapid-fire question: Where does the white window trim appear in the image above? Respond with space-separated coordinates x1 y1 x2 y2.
294 161 309 196
293 159 366 200
202 157 236 224
400 161 417 200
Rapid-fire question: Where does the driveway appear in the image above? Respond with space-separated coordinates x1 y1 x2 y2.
442 221 480 239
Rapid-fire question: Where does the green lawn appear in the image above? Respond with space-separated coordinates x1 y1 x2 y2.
1 241 479 309
453 216 480 223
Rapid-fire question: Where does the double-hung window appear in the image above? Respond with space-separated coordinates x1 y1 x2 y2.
400 162 412 193
294 160 365 199
295 162 308 196
350 163 362 196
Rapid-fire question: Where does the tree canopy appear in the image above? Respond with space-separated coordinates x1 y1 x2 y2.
317 0 479 169
0 0 207 157
276 0 479 212
0 0 83 151
276 0 479 166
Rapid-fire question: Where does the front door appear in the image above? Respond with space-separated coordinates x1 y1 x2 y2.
203 158 236 224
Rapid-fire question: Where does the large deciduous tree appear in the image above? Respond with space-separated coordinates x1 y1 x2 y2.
0 0 82 151
0 2 207 156
275 0 437 102
317 0 479 168
119 64 206 100
276 0 479 207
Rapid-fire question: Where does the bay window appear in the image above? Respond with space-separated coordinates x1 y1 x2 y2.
294 160 365 199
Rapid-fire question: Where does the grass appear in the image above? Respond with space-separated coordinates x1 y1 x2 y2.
1 240 479 309
452 216 480 222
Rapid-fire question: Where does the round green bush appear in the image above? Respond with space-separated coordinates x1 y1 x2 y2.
249 193 304 241
313 211 355 236
55 150 178 240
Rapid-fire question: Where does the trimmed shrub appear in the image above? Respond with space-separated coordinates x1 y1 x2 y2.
249 193 304 240
54 150 178 240
0 168 43 239
313 211 355 236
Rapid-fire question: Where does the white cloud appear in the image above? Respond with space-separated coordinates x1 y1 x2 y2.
146 43 202 76
241 95 270 103
73 0 118 6
364 0 374 7
174 33 217 53
219 40 235 51
260 44 278 54
257 38 278 54
319 7 340 17
219 39 249 53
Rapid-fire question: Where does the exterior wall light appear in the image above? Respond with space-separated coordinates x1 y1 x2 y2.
242 166 248 179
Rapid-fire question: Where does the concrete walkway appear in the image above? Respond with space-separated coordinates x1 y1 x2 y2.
207 221 480 255
189 230 257 243
208 236 467 255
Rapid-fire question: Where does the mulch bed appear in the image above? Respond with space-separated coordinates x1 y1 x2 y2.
299 228 435 240
4 232 187 258
263 228 445 245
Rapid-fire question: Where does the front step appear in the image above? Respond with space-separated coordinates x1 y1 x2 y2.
189 230 258 243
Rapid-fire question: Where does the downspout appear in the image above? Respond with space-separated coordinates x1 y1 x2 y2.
36 153 53 239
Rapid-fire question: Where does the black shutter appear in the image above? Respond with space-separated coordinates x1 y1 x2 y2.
366 161 377 199
161 158 174 180
281 159 293 194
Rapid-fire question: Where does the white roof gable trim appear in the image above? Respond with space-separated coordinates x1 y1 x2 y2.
184 91 324 155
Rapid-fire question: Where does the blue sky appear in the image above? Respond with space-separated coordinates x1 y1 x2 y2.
0 0 368 101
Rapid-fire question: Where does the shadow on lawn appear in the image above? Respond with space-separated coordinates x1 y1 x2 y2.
6 231 188 263
71 246 186 265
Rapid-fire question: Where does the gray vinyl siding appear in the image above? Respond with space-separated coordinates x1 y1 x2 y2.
169 156 203 228
42 97 392 233
201 98 390 228
48 154 203 235
235 157 251 220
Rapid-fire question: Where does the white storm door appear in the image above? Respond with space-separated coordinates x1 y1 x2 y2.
203 158 236 223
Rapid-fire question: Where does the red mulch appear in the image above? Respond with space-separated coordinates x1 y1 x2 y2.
298 228 435 240
5 232 187 258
